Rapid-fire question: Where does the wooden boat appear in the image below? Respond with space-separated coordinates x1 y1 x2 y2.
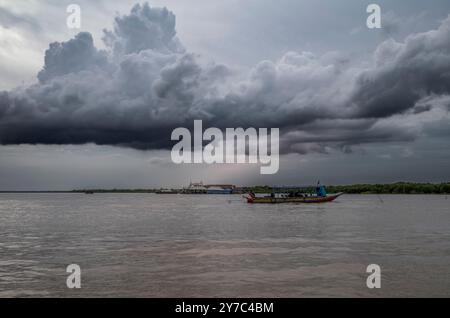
245 192 343 204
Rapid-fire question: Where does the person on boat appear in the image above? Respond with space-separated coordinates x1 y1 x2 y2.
314 180 326 197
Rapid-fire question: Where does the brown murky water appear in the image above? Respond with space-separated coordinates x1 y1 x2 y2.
0 193 449 297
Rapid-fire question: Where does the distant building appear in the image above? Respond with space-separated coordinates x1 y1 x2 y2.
206 187 233 194
206 184 235 190
183 182 236 194
183 181 208 194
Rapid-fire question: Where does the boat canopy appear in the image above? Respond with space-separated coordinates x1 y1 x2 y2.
316 185 327 197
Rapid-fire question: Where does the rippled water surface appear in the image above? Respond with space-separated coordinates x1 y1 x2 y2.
0 193 449 297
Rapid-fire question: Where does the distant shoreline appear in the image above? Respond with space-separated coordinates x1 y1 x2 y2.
0 182 449 194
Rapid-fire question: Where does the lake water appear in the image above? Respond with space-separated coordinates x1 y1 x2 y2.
0 193 449 297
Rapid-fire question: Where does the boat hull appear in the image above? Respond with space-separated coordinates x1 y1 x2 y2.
246 193 343 204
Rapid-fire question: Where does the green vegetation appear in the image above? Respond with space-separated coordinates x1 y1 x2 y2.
4 182 443 194
244 182 450 194
71 189 159 193
326 182 450 194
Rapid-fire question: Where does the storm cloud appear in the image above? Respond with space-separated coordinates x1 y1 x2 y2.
1 2 450 154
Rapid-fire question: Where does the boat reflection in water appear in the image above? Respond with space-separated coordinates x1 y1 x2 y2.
245 183 343 204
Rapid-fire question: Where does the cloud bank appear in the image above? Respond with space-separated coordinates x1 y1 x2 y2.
1 2 449 154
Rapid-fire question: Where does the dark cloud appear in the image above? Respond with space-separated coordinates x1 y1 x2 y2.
352 20 450 119
102 3 183 55
1 3 450 154
37 32 111 83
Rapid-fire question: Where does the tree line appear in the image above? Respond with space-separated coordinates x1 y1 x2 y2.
245 182 450 194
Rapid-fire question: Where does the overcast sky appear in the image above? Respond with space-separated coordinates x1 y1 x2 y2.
1 0 450 190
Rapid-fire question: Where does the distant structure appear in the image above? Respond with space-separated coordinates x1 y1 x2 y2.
182 182 236 194
183 181 208 194
206 184 235 194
